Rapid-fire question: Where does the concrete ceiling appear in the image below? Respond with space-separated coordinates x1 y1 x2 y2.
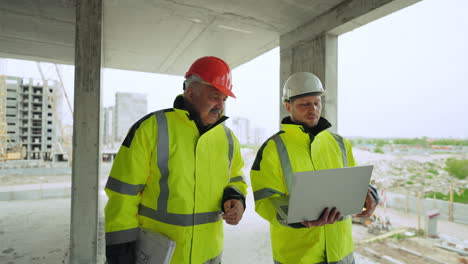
0 0 344 76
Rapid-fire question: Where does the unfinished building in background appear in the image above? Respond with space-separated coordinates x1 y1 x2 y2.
102 92 147 160
112 92 147 143
0 75 7 160
0 75 64 161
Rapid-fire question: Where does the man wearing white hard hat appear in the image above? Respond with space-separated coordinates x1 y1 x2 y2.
250 72 379 264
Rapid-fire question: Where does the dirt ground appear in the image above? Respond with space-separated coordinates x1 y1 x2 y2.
355 236 466 264
351 206 468 264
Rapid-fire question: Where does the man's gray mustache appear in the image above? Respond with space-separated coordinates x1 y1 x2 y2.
210 109 222 114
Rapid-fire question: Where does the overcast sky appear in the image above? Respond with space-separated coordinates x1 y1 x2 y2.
1 0 467 140
338 0 468 139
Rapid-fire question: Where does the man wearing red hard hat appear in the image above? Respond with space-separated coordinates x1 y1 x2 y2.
105 56 247 263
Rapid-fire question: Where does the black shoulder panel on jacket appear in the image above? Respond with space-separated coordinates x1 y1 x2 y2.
122 112 157 148
122 108 173 148
251 131 284 171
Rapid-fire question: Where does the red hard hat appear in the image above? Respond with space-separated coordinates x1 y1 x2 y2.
185 56 235 98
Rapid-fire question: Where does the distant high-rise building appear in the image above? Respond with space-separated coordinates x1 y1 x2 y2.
252 127 266 146
230 117 250 145
227 116 266 146
0 59 6 75
103 106 114 145
112 92 147 143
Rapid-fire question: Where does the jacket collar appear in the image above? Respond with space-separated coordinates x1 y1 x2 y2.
173 94 228 135
281 116 331 136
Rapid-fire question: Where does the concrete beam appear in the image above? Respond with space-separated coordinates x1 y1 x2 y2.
69 0 102 263
0 37 74 66
0 6 75 65
280 0 421 49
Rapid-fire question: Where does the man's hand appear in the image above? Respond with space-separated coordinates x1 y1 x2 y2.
355 189 378 218
223 199 244 225
301 207 341 228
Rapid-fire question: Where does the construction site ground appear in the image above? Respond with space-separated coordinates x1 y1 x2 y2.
352 207 468 264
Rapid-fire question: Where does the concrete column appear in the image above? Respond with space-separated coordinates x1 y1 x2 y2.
279 33 338 132
69 0 102 263
279 47 293 125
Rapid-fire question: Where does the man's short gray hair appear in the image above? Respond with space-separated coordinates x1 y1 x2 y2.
184 74 204 90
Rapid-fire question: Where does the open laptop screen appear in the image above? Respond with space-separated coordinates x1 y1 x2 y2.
285 165 373 223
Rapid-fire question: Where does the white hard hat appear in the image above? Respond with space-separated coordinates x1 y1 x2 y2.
282 72 326 102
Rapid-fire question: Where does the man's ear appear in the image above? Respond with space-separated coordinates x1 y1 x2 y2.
185 86 194 102
284 101 292 113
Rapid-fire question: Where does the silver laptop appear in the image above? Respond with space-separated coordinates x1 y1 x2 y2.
271 165 373 224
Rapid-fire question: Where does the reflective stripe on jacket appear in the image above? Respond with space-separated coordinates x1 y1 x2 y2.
105 104 247 264
250 123 356 264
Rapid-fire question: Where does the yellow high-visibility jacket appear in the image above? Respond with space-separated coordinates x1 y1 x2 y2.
250 118 356 264
105 96 247 264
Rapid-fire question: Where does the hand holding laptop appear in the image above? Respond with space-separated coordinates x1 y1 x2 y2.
301 207 342 228
355 189 378 218
270 165 374 224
